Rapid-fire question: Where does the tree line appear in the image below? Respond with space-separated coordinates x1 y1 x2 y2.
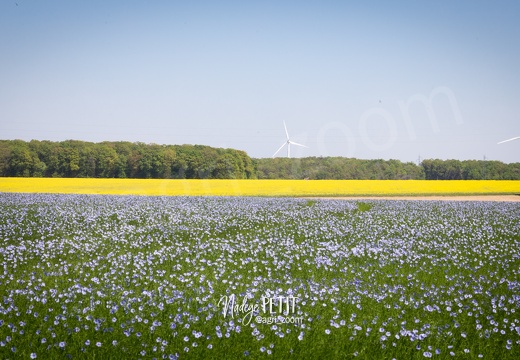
255 157 425 180
420 159 520 180
0 140 255 179
0 140 518 180
255 157 520 180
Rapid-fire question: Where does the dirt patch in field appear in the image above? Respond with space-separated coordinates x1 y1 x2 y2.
310 195 520 202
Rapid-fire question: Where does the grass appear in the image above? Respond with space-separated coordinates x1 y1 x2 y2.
355 202 373 212
1 193 519 359
0 178 519 197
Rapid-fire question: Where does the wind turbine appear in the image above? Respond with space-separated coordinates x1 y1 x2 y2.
497 136 520 144
272 121 308 158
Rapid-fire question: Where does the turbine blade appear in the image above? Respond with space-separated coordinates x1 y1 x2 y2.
497 136 520 144
289 141 308 148
273 143 287 157
283 121 290 140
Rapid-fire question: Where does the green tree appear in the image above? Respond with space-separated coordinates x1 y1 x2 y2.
9 141 35 176
0 141 11 176
96 143 119 177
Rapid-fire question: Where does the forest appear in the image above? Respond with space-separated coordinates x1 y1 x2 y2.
0 140 255 179
255 157 520 180
0 140 519 180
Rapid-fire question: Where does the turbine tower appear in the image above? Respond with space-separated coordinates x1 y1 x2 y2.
497 136 520 144
273 121 308 158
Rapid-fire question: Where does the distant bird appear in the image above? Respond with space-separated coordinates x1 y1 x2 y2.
497 136 520 144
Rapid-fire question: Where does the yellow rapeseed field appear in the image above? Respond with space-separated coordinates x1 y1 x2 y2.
0 178 519 197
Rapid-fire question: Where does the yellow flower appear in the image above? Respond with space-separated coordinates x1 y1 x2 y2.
0 178 518 197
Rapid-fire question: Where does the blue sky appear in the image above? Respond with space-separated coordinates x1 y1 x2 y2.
1 0 519 162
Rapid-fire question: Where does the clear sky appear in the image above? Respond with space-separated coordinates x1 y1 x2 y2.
1 0 519 163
